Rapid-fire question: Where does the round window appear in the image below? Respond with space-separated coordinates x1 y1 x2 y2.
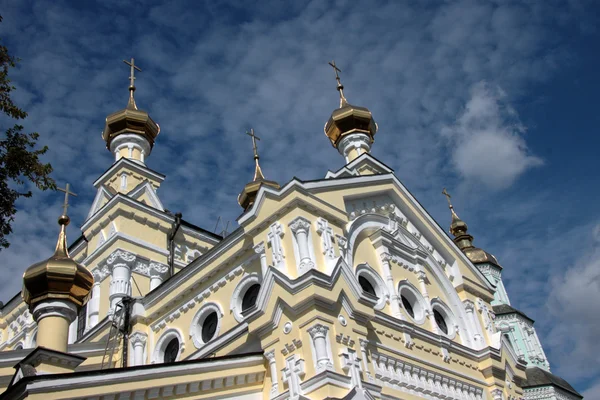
358 276 377 298
242 284 261 312
163 337 179 363
201 311 218 343
433 309 448 334
401 294 414 318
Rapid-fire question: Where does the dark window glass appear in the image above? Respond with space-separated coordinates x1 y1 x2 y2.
358 276 377 297
164 338 179 363
433 309 448 334
201 312 218 343
401 295 414 318
242 284 261 312
77 303 87 340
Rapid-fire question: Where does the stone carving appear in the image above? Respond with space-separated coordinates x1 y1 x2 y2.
267 222 285 269
316 217 335 259
340 348 363 388
289 217 314 274
282 354 305 399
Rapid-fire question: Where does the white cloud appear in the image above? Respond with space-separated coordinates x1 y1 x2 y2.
544 223 600 382
442 82 543 189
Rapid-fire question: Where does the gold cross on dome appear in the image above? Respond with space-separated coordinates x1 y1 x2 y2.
123 58 142 89
328 60 347 106
57 183 77 216
442 188 453 209
246 128 261 160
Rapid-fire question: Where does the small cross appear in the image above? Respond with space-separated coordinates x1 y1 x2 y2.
57 183 77 216
123 58 142 89
442 188 453 208
245 128 261 159
328 60 342 79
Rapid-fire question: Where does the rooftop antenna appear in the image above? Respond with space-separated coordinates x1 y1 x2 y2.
220 221 230 237
213 216 222 234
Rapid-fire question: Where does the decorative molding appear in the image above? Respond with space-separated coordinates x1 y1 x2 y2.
281 354 305 399
281 339 303 356
371 351 484 400
335 333 355 347
316 217 335 259
268 222 285 270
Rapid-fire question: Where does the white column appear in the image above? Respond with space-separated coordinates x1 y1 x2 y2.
416 269 437 333
289 217 314 274
264 350 279 397
107 250 136 312
130 332 147 366
88 279 101 327
254 242 268 277
463 299 483 348
307 323 332 372
359 339 370 373
149 262 169 291
380 253 402 318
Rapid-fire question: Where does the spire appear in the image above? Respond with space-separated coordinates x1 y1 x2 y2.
442 188 499 266
123 58 141 110
328 60 348 107
238 129 280 211
102 57 160 164
246 128 266 181
324 61 377 163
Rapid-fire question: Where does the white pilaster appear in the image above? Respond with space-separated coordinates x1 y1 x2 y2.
107 250 136 312
380 253 402 318
264 350 279 398
130 331 147 366
149 262 169 290
289 217 315 274
254 242 268 277
307 323 333 372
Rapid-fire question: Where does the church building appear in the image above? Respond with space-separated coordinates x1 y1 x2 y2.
0 59 582 399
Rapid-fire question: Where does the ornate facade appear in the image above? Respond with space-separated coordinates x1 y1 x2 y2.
0 61 582 399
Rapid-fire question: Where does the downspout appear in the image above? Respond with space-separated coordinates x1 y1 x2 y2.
168 212 182 277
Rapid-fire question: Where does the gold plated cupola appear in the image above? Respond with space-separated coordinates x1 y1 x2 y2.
22 184 94 309
102 58 160 164
324 61 377 163
238 129 280 211
442 188 499 266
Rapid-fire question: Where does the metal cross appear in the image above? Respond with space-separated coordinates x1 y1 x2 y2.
123 58 142 89
245 128 261 159
442 188 453 208
57 183 77 216
328 60 342 80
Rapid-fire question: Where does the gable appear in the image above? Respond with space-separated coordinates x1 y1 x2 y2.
86 186 115 219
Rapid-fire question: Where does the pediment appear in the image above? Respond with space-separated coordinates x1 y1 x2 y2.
86 186 115 219
325 153 393 179
127 180 164 211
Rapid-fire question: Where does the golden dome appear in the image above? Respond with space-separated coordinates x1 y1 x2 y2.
102 58 160 151
324 61 377 148
102 91 160 150
22 215 94 310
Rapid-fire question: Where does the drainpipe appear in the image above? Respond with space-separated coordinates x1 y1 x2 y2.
168 212 182 277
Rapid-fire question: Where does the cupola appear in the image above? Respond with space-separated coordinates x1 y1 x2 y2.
102 58 160 165
324 61 377 163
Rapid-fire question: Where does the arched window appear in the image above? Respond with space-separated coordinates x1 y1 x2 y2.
242 284 260 312
398 281 426 324
164 338 179 363
359 276 377 297
201 312 218 343
433 309 449 334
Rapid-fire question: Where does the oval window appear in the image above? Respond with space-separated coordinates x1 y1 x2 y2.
433 309 448 334
242 284 261 312
401 294 414 318
358 276 377 298
201 312 218 343
163 337 179 363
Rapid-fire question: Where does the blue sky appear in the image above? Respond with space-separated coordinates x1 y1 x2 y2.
1 0 599 395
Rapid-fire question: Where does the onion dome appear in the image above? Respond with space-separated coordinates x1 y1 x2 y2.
324 61 377 148
22 214 94 311
102 58 160 156
238 129 280 211
442 188 499 266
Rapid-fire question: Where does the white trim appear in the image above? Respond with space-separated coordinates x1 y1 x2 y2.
93 157 164 189
430 297 457 340
152 328 185 364
127 180 165 211
190 302 223 349
398 280 427 325
355 263 388 310
230 274 262 323
87 186 115 219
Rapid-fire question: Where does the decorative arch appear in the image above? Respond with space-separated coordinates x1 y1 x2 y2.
152 328 184 364
230 273 262 323
346 210 478 348
190 302 223 349
355 263 388 310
